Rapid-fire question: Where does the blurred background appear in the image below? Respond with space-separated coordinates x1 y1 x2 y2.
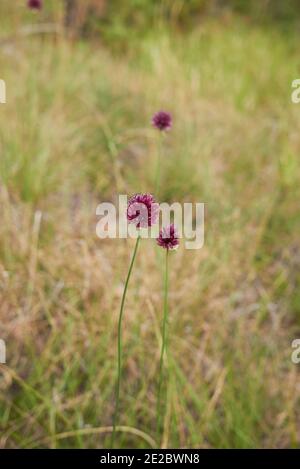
0 0 299 448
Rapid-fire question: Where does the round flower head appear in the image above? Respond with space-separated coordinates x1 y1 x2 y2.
28 0 42 9
127 193 159 228
152 111 172 132
157 224 179 250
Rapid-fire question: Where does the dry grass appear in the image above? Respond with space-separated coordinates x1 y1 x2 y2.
0 6 300 448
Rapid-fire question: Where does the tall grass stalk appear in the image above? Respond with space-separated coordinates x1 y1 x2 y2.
111 235 141 448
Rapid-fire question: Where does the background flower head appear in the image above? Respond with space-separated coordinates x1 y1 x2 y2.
127 193 159 228
157 224 179 250
152 111 172 131
28 0 42 9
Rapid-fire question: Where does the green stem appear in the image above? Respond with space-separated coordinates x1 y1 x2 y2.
111 235 141 448
155 132 163 196
157 248 169 438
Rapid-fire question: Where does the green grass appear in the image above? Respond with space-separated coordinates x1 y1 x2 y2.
0 8 299 448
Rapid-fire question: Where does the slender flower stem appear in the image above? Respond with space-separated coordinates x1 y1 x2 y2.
155 132 163 196
111 235 141 448
157 248 169 438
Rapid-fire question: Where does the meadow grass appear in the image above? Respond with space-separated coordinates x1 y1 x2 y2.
0 11 299 448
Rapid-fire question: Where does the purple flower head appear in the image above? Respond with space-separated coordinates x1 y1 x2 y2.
28 0 42 9
157 224 179 250
127 193 159 229
152 111 172 132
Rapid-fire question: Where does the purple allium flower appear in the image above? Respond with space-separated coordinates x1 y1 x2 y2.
157 224 179 250
127 193 159 228
27 0 42 9
152 111 172 131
